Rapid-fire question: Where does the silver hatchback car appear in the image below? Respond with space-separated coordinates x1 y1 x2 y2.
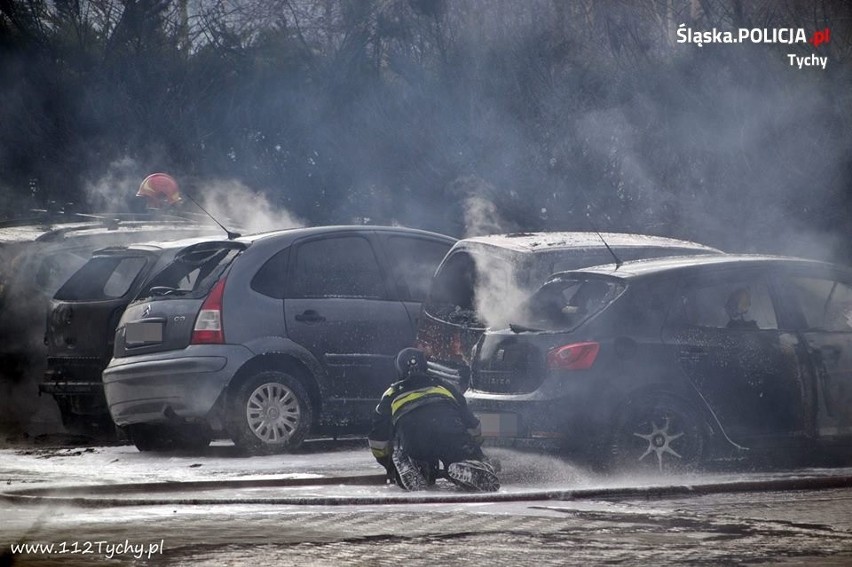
103 226 454 453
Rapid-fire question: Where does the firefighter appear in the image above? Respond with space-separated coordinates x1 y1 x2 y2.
368 348 499 492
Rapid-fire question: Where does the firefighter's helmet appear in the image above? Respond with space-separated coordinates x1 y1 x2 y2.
137 173 182 208
395 348 427 379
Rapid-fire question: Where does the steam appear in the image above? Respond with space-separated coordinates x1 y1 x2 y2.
472 256 531 329
444 175 530 328
194 179 305 234
82 157 143 212
0 165 305 439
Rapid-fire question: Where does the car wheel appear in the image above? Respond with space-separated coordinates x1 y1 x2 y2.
129 424 212 453
227 371 313 455
608 395 704 474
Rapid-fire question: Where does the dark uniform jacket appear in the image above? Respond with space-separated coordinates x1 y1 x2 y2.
367 373 481 468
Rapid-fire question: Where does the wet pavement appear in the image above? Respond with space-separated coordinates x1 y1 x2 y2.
2 441 852 565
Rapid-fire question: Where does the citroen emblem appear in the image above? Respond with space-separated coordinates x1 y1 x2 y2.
142 304 151 318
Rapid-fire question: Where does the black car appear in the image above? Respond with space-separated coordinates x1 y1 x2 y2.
416 232 722 390
467 255 852 472
40 236 221 437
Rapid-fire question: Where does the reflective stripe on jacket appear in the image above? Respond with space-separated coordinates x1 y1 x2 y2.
369 438 390 459
367 373 480 469
390 385 457 422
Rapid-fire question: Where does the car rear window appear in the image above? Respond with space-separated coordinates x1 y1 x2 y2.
55 255 149 301
523 277 626 331
137 243 242 300
35 250 91 295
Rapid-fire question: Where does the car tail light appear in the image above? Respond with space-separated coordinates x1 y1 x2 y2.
547 341 600 371
191 278 226 344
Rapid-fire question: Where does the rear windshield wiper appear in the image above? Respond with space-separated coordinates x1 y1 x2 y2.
147 286 190 297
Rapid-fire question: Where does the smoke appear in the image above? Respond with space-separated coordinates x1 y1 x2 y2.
194 179 305 234
80 159 305 234
0 164 305 439
447 175 513 238
443 175 529 328
563 47 852 263
82 157 145 212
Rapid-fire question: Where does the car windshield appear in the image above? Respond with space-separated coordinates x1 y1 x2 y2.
137 243 242 300
519 277 626 331
54 255 149 301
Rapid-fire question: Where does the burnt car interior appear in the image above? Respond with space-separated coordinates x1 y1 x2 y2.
423 251 483 327
790 277 852 332
670 280 778 330
522 278 625 331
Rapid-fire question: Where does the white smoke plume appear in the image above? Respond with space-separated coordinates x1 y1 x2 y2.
82 161 305 235
82 157 146 212
445 175 529 329
194 179 305 235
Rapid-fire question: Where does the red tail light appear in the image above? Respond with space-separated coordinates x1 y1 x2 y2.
547 342 600 371
191 278 226 344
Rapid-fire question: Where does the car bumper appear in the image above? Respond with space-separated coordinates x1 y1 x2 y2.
467 390 603 456
103 344 252 426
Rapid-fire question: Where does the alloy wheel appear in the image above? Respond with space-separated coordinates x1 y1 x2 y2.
245 381 302 443
632 416 685 471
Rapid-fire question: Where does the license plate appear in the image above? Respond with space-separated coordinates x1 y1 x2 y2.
477 412 519 438
125 321 163 345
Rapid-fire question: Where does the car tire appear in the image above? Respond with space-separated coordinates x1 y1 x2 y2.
227 371 313 455
607 394 705 475
129 424 212 453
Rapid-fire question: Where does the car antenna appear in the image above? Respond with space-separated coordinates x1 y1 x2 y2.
182 191 241 240
585 213 622 270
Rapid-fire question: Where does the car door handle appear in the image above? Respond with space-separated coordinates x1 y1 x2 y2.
295 310 326 323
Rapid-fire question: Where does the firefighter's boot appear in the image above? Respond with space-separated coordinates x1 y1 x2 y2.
392 448 428 491
447 460 500 492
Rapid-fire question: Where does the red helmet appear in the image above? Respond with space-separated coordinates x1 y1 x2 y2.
137 173 182 208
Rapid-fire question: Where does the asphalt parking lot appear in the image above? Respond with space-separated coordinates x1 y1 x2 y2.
2 442 852 565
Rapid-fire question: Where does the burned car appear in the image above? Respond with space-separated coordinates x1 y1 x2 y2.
416 232 722 390
0 213 224 435
40 236 221 438
467 255 852 473
102 226 454 453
